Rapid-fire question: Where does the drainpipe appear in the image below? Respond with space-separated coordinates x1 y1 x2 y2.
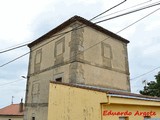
106 95 111 104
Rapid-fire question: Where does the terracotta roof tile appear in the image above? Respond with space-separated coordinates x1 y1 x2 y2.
0 104 24 116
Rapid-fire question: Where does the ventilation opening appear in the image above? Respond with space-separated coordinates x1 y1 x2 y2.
55 77 62 82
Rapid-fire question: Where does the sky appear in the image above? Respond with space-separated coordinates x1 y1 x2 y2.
0 0 160 108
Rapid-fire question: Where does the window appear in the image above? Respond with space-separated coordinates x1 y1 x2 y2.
34 49 42 72
32 117 35 120
119 117 129 120
8 119 11 120
101 42 112 59
32 82 40 103
53 73 63 82
54 37 65 65
144 116 151 120
54 38 65 57
55 77 62 82
101 42 112 68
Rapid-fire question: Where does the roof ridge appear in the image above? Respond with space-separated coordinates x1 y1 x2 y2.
28 15 129 48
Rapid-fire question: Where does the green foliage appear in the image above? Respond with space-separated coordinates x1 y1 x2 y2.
139 72 160 97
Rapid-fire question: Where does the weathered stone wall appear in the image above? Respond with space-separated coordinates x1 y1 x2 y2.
25 21 130 120
81 26 130 91
69 22 85 84
25 27 72 120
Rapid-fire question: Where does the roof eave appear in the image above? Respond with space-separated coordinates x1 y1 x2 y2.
28 16 129 48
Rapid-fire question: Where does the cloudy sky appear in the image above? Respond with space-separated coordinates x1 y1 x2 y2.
0 0 160 108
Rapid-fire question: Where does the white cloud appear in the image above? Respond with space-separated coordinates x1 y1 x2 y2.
0 0 55 48
145 20 160 31
142 43 160 55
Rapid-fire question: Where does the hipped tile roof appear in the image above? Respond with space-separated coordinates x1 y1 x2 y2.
0 104 24 116
28 15 129 48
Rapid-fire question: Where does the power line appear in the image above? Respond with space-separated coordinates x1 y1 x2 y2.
93 0 153 21
0 52 29 67
90 0 126 21
0 1 125 54
0 44 28 54
0 0 159 54
0 7 159 84
96 1 160 24
0 79 25 87
0 3 160 68
130 66 160 80
0 7 159 90
65 7 160 66
0 1 128 68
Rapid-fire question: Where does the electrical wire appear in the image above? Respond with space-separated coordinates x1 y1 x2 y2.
0 2 160 70
0 52 29 67
65 7 160 64
0 0 126 54
0 0 125 85
0 7 160 68
0 79 25 87
0 7 159 87
90 0 126 21
96 1 160 24
0 0 159 54
93 0 153 21
0 8 160 86
0 1 159 101
0 44 28 54
130 66 160 80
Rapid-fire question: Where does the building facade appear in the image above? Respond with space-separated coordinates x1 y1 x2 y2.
48 82 160 120
25 16 130 120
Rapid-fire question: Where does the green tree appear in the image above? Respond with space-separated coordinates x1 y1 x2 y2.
139 71 160 97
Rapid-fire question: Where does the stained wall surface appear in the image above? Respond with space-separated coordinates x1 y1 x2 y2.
48 83 160 120
25 21 130 120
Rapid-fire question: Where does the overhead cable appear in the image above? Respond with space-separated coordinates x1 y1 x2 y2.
0 0 126 54
96 1 160 24
93 0 152 20
0 0 159 54
1 7 159 68
130 66 160 80
0 79 25 87
90 0 126 21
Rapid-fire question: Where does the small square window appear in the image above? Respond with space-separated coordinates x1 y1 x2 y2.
144 116 151 120
55 77 62 82
119 117 129 120
53 73 63 82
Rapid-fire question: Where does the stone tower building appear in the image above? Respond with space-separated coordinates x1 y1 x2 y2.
24 16 130 120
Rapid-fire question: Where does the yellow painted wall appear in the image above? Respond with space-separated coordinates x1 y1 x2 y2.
48 83 160 120
48 83 107 120
102 104 160 120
